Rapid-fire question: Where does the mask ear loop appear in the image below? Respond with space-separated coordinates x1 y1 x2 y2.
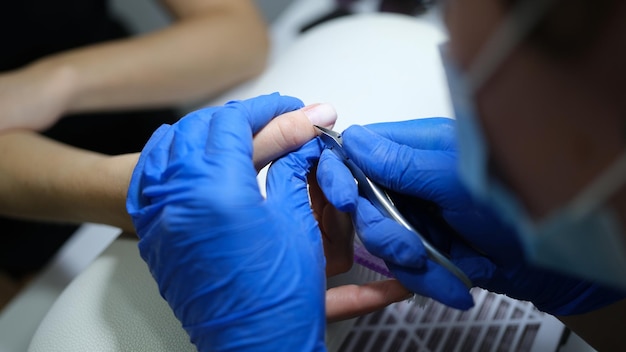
466 0 560 93
566 151 626 219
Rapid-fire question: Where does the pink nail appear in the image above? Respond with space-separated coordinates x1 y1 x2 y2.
301 103 337 128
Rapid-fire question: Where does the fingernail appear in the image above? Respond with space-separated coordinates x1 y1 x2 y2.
301 103 337 128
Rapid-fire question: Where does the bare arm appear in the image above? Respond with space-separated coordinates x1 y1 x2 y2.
558 298 626 351
0 0 268 131
64 0 268 111
0 131 138 231
0 104 334 232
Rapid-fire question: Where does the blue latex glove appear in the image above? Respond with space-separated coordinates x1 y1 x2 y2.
127 93 326 351
317 118 625 315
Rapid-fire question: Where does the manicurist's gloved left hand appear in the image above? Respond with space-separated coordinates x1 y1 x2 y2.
126 94 327 352
317 118 625 316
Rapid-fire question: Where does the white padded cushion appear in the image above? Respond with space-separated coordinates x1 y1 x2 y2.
28 239 196 352
219 12 450 131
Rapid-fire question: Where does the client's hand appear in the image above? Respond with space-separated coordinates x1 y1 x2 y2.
254 101 411 321
255 102 412 322
307 166 411 322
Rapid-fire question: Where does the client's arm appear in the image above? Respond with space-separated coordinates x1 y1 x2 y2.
0 103 336 232
0 131 138 231
0 0 268 131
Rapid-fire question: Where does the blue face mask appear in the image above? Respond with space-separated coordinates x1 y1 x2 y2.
439 0 626 289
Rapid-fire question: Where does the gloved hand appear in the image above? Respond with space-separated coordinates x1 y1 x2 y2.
127 93 326 351
316 118 625 315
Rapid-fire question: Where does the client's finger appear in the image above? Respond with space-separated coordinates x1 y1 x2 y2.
308 168 354 277
326 280 412 323
323 205 354 277
253 103 336 171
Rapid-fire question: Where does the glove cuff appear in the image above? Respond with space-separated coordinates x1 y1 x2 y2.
537 281 626 316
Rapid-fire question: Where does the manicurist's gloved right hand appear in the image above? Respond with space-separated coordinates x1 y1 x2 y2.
317 118 625 315
127 94 326 351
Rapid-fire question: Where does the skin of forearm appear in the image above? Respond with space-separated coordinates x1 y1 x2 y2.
0 131 137 232
29 0 268 113
558 298 626 350
0 105 333 235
